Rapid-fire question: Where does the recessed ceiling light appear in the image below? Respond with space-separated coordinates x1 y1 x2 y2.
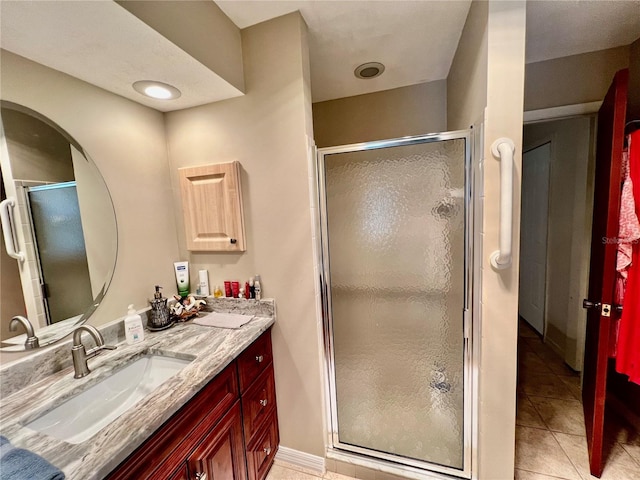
354 62 385 79
132 81 181 100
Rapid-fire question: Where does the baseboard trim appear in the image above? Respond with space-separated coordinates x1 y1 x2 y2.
275 446 325 474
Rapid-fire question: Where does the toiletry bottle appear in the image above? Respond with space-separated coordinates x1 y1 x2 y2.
124 304 145 345
199 270 210 296
249 277 255 299
174 261 190 297
214 285 223 298
244 281 250 299
254 275 262 300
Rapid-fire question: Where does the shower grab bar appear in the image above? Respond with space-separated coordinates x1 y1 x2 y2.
490 138 515 270
0 197 25 262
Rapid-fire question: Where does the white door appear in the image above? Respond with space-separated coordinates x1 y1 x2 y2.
519 142 551 334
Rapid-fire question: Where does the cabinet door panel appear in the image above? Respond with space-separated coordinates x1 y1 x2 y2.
188 402 247 480
179 161 246 252
160 464 189 480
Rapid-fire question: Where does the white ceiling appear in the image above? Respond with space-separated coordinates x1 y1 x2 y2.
218 0 640 102
0 1 243 112
1 1 639 110
217 0 472 102
526 0 640 64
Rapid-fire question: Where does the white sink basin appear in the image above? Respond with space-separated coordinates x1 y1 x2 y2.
25 354 192 444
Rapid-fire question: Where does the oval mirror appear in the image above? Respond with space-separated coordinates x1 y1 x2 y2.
0 101 117 351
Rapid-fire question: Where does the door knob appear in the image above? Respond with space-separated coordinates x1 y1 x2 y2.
194 473 207 480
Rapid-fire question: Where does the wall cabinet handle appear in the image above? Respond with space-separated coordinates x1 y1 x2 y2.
263 447 271 455
256 355 264 363
259 398 268 407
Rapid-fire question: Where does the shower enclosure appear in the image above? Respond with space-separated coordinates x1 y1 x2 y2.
317 131 474 478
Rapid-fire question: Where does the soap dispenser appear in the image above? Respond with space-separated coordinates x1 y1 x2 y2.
124 305 145 345
148 285 173 331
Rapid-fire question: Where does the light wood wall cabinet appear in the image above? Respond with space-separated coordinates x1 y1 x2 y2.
178 161 246 252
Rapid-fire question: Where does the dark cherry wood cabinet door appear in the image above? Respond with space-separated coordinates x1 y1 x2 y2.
582 68 629 478
187 402 247 480
165 464 189 480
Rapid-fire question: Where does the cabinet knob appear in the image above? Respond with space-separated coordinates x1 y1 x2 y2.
256 355 264 363
263 447 271 455
259 398 268 407
194 473 207 480
230 238 237 244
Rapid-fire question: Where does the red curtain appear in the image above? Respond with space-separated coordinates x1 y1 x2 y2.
616 130 640 384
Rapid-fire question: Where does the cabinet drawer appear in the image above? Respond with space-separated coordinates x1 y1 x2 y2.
246 411 279 480
242 366 276 441
238 331 272 392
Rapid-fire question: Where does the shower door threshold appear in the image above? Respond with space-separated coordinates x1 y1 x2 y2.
327 447 470 480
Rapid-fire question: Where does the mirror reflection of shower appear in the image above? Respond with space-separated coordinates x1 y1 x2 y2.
0 103 117 347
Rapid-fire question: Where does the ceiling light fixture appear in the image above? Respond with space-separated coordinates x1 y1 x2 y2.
132 80 181 100
354 62 385 79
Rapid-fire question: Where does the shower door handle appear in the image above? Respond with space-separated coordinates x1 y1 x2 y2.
0 198 25 262
489 138 515 270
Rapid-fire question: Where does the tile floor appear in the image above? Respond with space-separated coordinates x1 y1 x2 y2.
516 318 640 480
267 320 640 480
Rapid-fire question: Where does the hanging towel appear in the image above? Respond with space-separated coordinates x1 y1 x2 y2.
616 130 640 384
193 312 254 329
610 147 640 357
0 436 65 480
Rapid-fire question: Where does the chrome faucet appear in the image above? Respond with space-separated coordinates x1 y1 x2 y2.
71 325 117 379
9 316 39 350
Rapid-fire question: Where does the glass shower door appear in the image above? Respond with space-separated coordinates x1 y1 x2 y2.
27 182 93 324
318 132 472 477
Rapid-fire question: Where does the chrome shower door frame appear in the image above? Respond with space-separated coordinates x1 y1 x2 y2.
316 130 475 479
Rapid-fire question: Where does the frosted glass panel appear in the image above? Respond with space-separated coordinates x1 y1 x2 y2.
325 139 466 469
28 183 93 324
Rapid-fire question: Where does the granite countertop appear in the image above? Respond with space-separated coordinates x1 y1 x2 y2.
0 299 274 480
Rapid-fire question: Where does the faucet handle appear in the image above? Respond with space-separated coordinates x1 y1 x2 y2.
86 343 118 358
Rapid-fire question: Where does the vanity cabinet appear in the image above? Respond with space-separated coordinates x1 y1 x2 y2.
237 332 279 480
178 161 246 252
106 328 277 480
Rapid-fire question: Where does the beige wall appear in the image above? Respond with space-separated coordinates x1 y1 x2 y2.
164 13 324 457
525 46 630 111
312 80 447 147
0 50 180 355
448 1 527 478
3 108 74 183
447 0 487 132
523 117 595 371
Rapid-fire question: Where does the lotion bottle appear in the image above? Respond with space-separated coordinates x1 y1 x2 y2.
124 304 145 345
254 275 262 300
